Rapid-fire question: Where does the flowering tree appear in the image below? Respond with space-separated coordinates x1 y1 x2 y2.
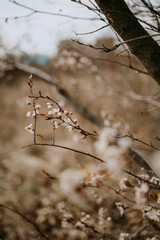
94 0 160 83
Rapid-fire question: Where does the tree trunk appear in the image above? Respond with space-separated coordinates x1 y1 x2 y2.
95 0 160 84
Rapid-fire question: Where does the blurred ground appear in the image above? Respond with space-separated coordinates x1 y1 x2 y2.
0 38 160 239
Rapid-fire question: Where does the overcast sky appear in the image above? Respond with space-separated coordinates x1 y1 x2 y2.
0 0 159 57
0 0 112 57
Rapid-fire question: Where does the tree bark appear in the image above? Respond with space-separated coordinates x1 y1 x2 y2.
95 0 160 84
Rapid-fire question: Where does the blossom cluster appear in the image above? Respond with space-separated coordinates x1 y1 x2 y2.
54 48 98 73
25 86 95 139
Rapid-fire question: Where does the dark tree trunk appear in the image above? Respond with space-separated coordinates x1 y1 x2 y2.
95 0 160 84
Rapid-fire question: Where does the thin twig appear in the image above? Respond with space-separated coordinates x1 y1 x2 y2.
0 204 49 240
73 33 160 54
74 24 109 36
123 169 160 190
131 223 148 239
108 185 135 203
42 170 57 180
23 143 104 163
70 47 149 75
116 134 160 151
7 0 99 21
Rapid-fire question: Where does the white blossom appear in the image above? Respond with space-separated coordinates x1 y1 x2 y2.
98 207 105 225
46 102 53 108
48 108 61 116
48 110 53 115
64 110 69 115
119 232 130 240
104 146 123 174
157 194 160 204
73 119 77 123
61 220 69 228
81 213 90 223
59 169 83 194
150 177 160 185
32 109 39 116
118 138 132 151
75 221 84 228
107 217 112 222
116 202 125 216
94 127 117 154
54 121 59 129
90 173 104 187
138 174 150 181
59 169 87 208
145 209 160 222
120 178 129 190
35 104 41 110
26 111 32 117
57 112 62 117
62 118 73 132
25 123 34 134
53 108 60 114
146 235 160 240
135 183 149 204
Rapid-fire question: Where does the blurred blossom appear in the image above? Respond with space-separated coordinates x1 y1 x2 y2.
59 169 88 209
119 233 130 240
94 127 117 154
150 176 160 185
116 202 125 216
117 138 132 151
135 183 149 204
98 207 105 225
150 151 160 176
104 146 124 174
120 177 129 190
59 169 82 194
145 209 160 222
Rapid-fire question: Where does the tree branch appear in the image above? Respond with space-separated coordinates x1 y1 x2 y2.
94 0 160 84
23 143 105 163
8 0 99 21
0 204 49 240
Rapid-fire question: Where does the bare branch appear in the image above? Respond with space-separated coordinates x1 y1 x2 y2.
73 33 160 54
94 0 160 84
123 169 160 190
74 24 109 36
7 0 99 21
23 143 104 163
70 47 149 75
115 88 160 108
0 204 49 240
117 134 160 151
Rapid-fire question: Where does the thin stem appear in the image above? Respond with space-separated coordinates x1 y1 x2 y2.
8 0 99 21
23 143 105 163
0 204 48 240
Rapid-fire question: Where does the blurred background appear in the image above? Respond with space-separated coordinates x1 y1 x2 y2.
1 1 160 239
